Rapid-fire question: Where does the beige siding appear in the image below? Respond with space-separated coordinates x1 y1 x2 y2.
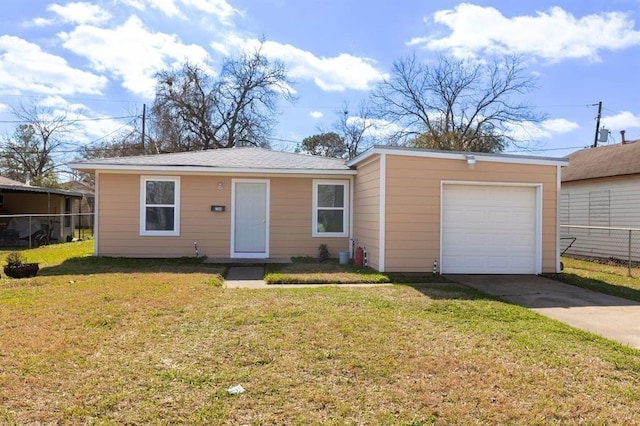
270 177 349 258
97 173 348 258
352 156 380 270
382 155 559 273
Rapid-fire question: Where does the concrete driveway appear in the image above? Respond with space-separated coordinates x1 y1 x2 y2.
448 275 640 350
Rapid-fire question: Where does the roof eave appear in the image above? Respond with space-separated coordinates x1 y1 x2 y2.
68 163 357 175
348 146 569 167
562 171 640 183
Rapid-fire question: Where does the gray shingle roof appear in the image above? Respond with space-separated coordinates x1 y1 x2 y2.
562 140 640 182
72 147 352 171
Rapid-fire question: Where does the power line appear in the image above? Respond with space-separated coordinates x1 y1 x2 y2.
0 115 138 124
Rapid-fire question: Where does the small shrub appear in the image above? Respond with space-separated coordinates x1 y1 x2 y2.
204 275 224 287
5 252 24 267
318 244 329 262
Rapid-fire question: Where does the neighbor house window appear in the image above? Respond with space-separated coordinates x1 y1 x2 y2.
140 176 180 236
313 180 349 237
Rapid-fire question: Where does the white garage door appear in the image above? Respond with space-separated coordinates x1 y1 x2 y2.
441 184 539 274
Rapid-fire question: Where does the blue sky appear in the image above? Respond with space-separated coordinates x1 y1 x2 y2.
1 0 640 163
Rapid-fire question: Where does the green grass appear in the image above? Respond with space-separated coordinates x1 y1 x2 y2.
265 258 450 285
265 261 390 284
1 245 639 424
547 257 640 302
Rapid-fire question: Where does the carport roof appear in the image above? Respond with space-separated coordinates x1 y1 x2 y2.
0 177 84 198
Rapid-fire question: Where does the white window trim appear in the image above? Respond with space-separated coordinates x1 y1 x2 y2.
312 179 349 238
140 176 181 236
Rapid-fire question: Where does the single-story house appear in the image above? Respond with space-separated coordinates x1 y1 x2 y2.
560 138 640 261
0 176 85 244
69 146 567 274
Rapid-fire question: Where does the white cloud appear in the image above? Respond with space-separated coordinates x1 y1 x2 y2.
410 4 640 61
33 96 135 145
30 17 54 27
59 16 212 98
310 111 323 119
147 0 182 17
214 36 387 92
117 0 145 10
48 2 112 25
0 35 107 95
345 116 402 140
601 111 640 131
506 118 580 141
181 0 241 24
0 103 8 113
120 0 240 22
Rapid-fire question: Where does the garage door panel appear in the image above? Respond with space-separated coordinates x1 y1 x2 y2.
442 185 538 274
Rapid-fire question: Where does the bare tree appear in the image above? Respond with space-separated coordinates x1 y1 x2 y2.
0 103 77 187
334 102 376 159
371 54 543 153
151 44 294 152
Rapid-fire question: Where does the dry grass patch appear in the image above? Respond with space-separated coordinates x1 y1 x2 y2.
2 262 640 424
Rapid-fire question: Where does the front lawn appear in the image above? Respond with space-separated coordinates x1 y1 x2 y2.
1 244 639 424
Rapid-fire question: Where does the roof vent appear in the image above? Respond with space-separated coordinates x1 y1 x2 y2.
621 130 627 144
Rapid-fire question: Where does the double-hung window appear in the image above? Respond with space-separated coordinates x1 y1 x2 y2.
140 176 180 236
312 180 349 237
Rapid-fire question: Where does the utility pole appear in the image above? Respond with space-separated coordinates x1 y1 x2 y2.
592 101 602 148
141 103 146 152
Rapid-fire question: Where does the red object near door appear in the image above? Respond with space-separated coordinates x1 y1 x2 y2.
355 247 364 266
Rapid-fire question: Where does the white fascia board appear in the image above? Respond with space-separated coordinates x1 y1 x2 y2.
348 147 568 168
378 153 386 272
68 163 357 175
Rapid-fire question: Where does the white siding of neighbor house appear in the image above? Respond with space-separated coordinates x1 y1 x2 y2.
560 175 640 261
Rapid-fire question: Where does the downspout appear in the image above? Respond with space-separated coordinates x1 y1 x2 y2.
349 174 354 258
94 171 100 256
556 165 562 273
379 153 386 272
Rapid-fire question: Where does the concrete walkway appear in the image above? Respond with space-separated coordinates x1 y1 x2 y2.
449 274 640 349
224 266 267 288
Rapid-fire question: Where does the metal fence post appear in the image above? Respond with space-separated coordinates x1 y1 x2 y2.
628 229 632 277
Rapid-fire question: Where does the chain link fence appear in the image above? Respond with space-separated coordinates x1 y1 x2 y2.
0 213 94 249
560 224 640 275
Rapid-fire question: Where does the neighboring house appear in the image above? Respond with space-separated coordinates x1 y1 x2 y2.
560 139 640 261
0 176 85 244
69 146 567 274
62 180 95 229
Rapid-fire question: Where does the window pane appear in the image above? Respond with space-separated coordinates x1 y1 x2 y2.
146 181 175 205
317 210 344 233
317 184 344 208
146 207 175 231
